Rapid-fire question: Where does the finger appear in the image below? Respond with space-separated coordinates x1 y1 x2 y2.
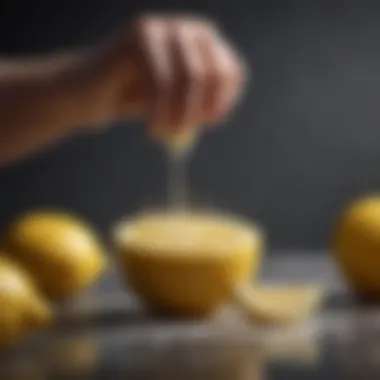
135 17 174 137
215 39 247 122
194 24 224 126
166 20 205 132
200 32 245 126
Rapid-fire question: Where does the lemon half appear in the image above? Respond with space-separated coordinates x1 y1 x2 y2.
115 210 263 317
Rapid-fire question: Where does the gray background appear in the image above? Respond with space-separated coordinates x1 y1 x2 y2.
0 0 379 250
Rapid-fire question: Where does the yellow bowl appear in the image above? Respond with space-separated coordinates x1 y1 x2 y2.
113 210 264 317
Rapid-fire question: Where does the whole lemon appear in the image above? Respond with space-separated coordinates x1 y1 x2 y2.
0 256 52 349
1 211 107 302
334 195 380 298
114 210 263 317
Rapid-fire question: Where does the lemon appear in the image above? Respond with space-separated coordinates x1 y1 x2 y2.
333 195 380 297
114 210 263 317
0 256 52 349
1 211 107 302
235 284 323 326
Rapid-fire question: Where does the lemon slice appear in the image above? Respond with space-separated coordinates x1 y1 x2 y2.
235 284 323 326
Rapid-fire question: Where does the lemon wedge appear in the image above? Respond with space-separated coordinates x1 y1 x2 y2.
235 284 323 326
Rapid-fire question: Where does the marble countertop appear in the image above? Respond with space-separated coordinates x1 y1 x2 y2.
1 252 379 379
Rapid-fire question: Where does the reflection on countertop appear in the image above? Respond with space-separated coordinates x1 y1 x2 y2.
1 254 380 379
0 295 326 380
0 320 322 379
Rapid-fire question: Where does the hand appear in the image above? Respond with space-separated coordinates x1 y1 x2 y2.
85 14 248 135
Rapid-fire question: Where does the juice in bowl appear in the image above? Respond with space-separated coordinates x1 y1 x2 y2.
113 128 264 318
113 208 264 318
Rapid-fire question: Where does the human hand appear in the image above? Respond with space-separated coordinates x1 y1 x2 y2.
83 14 248 136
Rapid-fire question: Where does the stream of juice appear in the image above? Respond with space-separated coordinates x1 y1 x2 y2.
167 147 189 209
162 130 197 210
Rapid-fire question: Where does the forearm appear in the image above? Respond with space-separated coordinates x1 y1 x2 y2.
0 53 96 165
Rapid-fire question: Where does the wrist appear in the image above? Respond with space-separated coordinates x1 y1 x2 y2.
80 39 147 124
47 50 105 129
46 41 146 130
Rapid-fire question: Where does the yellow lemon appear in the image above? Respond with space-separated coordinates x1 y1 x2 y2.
114 210 263 317
235 284 323 326
333 195 380 297
1 211 107 302
0 256 52 349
